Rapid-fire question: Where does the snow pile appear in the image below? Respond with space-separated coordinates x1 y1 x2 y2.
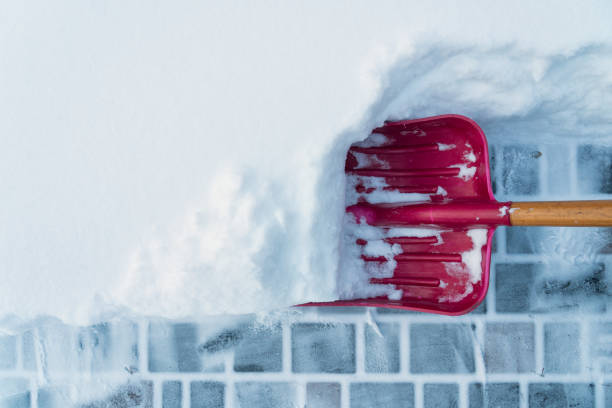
0 1 611 324
115 167 337 317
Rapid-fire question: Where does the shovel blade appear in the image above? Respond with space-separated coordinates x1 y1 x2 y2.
310 115 509 315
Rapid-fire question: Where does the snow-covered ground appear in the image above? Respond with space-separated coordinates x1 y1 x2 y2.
1 1 612 405
2 0 611 324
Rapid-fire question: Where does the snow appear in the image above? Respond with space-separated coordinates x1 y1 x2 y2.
437 143 456 151
346 175 435 205
464 147 477 163
0 1 612 327
499 206 509 216
353 133 388 148
438 229 488 303
437 187 448 196
337 214 445 301
337 217 402 300
352 152 390 170
464 229 489 284
0 3 611 407
451 163 478 181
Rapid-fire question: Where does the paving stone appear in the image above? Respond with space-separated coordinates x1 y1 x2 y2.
545 145 572 196
37 386 72 408
496 263 606 313
590 322 612 369
410 323 475 373
495 263 535 313
191 382 224 408
27 322 77 372
349 383 413 408
424 383 458 408
162 381 182 408
598 228 612 254
292 323 355 373
469 383 484 408
0 335 16 370
174 323 203 372
195 323 246 371
529 383 594 408
502 145 540 195
469 300 487 314
197 327 244 355
534 263 606 313
28 321 138 374
149 322 223 373
604 383 612 408
578 145 612 194
233 323 282 372
234 382 295 408
80 381 153 408
365 322 399 373
485 323 534 373
77 320 139 372
0 378 30 408
505 227 534 254
469 383 520 408
544 323 580 373
306 383 341 408
505 227 556 254
149 322 192 372
22 330 36 371
484 383 520 408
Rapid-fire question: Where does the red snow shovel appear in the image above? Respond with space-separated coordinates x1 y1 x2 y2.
306 114 612 315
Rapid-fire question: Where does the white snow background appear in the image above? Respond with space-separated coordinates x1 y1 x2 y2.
1 2 612 324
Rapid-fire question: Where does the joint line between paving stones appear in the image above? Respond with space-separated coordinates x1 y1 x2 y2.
472 319 486 383
400 319 409 375
355 320 365 374
182 378 190 408
29 377 37 408
458 382 468 408
225 379 235 408
520 379 530 408
340 379 350 408
226 347 235 408
138 320 148 375
414 379 423 408
595 381 605 408
534 320 544 378
15 333 23 371
582 320 590 376
296 381 306 408
282 321 291 374
152 379 162 408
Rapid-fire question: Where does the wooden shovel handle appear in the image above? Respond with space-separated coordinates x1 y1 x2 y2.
509 200 612 226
